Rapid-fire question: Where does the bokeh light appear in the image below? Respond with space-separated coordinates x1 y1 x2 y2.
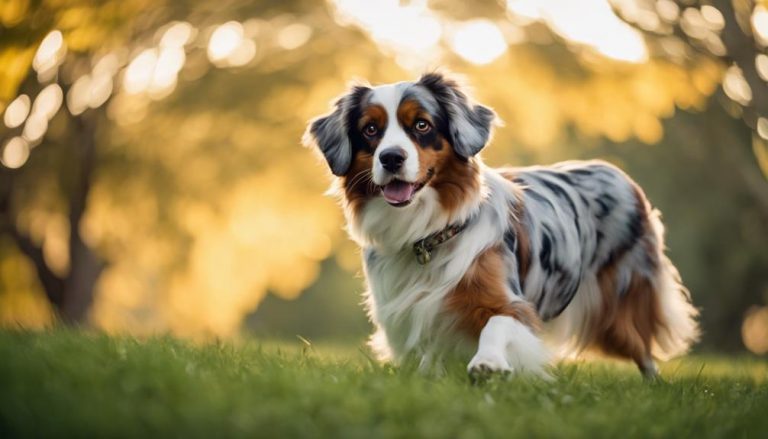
743 306 768 355
3 94 30 128
450 20 507 65
31 84 63 120
723 65 752 106
1 136 30 169
276 23 313 50
752 6 768 46
32 30 66 80
22 112 48 143
207 21 256 67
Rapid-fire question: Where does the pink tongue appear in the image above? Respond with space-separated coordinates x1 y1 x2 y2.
382 180 415 204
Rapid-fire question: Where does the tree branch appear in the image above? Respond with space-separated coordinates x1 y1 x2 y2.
0 170 65 307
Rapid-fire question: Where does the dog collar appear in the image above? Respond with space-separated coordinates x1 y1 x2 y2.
412 221 469 265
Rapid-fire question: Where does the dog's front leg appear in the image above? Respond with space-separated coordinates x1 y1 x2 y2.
468 315 551 380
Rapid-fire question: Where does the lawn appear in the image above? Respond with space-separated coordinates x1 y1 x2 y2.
0 330 766 438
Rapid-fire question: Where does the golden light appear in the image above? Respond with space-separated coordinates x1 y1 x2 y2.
450 20 507 65
723 65 752 105
752 5 768 46
3 94 30 128
544 0 648 63
223 39 256 67
31 84 63 120
32 30 66 77
757 117 768 141
700 5 725 31
67 75 93 115
276 23 313 50
332 0 442 68
506 0 542 23
124 49 158 94
756 54 768 81
22 112 48 143
160 21 195 48
88 72 114 108
1 137 30 169
93 53 121 78
681 7 708 39
742 306 768 355
208 21 248 65
149 46 185 96
655 0 680 23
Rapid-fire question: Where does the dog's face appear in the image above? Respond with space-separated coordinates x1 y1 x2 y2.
304 73 495 209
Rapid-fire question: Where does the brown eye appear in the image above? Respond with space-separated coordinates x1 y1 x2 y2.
414 119 431 133
363 123 378 138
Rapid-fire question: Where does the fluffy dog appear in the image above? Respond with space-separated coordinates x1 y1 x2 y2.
303 73 699 378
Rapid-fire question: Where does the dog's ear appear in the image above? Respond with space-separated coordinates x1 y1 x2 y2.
417 72 495 158
303 86 369 176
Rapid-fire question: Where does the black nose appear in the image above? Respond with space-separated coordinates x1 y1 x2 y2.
379 148 407 173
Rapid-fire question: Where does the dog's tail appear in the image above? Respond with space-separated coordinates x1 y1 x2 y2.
648 209 700 361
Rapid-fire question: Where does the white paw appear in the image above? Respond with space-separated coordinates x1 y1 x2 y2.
467 351 511 382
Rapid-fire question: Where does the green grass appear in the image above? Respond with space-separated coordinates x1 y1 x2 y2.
1 330 766 438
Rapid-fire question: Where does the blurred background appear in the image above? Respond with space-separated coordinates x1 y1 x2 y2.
0 0 767 354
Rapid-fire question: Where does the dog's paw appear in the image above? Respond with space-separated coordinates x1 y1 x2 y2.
467 352 511 384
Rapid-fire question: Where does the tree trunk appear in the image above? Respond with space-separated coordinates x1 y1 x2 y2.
0 110 106 325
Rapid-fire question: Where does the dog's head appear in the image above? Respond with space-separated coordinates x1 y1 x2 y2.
303 72 495 210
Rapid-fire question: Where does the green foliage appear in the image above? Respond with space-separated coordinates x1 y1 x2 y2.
1 330 767 438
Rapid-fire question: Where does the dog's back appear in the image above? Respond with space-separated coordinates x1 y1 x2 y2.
501 160 699 374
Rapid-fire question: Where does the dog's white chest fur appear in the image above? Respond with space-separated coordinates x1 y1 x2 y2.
355 172 516 369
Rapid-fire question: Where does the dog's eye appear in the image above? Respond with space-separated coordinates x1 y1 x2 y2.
414 120 431 133
363 123 378 138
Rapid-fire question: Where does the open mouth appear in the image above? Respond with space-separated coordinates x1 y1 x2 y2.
380 169 434 207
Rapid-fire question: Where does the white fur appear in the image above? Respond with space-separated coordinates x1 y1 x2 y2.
369 84 421 185
469 315 551 377
360 167 546 373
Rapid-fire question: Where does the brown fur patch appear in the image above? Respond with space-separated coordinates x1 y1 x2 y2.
430 151 481 215
396 99 433 127
357 104 388 133
342 151 375 217
592 186 665 365
444 246 541 339
595 271 664 366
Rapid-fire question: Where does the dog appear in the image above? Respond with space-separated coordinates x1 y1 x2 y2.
303 72 699 379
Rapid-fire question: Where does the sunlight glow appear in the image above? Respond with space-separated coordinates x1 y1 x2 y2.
67 75 93 115
332 0 442 68
207 21 255 67
756 54 768 81
1 137 30 169
757 117 768 141
450 20 507 65
700 5 725 31
540 0 648 63
506 0 542 22
124 49 158 94
655 0 680 23
276 23 313 50
3 94 30 128
32 84 63 120
160 21 195 48
208 22 243 61
22 112 47 143
742 306 768 355
753 6 768 45
150 47 185 94
32 30 66 78
723 65 752 105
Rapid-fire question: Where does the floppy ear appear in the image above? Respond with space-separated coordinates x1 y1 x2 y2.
303 86 369 176
417 73 496 158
